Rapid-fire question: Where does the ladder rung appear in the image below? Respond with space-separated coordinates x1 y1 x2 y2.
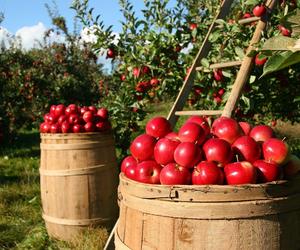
196 60 242 71
238 16 260 25
175 110 223 116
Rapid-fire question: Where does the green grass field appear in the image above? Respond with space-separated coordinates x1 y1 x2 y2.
0 103 299 249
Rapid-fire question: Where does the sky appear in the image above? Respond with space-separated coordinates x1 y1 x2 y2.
0 0 148 49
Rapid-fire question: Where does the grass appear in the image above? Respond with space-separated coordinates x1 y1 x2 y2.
0 104 299 249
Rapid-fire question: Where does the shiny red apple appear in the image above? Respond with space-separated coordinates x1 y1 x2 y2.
250 125 274 142
232 136 261 163
253 159 280 183
211 117 244 144
203 138 233 166
121 155 138 173
185 116 210 136
192 161 224 185
135 160 162 184
160 163 191 185
239 121 251 135
262 138 289 165
174 142 202 168
154 138 180 165
145 116 172 139
224 161 257 185
178 122 206 145
130 134 156 161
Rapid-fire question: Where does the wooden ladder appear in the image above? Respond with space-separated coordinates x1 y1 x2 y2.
167 0 278 127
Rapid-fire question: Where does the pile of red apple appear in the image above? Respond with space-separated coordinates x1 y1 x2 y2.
39 104 110 133
121 116 300 185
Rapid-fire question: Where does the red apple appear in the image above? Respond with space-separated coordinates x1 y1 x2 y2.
72 124 83 133
178 122 206 145
185 116 210 136
130 134 156 161
125 164 137 180
68 114 80 125
154 138 180 165
142 66 150 75
192 161 224 185
203 138 233 166
61 121 71 133
44 113 56 124
174 142 202 168
224 161 257 185
211 117 244 144
121 155 137 173
283 155 300 179
243 13 252 19
57 115 68 125
253 159 280 183
88 106 97 114
232 136 261 163
278 25 291 37
65 104 78 116
255 54 267 66
189 23 197 30
263 138 289 165
95 120 111 131
84 122 95 132
50 123 60 133
97 108 108 120
250 125 274 142
133 67 140 78
252 5 266 17
50 105 56 115
160 163 191 185
40 122 51 133
106 48 115 59
150 78 159 87
80 106 89 115
82 111 94 123
145 116 172 139
54 104 65 118
239 121 251 135
213 69 223 81
135 160 162 184
165 132 179 141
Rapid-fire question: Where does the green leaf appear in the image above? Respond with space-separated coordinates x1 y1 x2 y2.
235 47 245 60
245 0 260 5
222 70 232 78
262 36 296 51
261 51 300 77
201 58 210 68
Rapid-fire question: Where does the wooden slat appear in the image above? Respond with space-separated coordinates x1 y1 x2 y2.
196 60 242 71
222 0 278 118
167 0 235 128
238 16 261 25
175 110 223 116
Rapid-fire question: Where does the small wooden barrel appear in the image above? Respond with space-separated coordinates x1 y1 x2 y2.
116 173 300 250
40 132 119 241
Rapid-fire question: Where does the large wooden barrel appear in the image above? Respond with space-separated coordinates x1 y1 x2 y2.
116 173 300 250
40 132 119 241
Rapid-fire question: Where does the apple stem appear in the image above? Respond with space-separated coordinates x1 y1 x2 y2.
282 137 287 142
236 154 239 162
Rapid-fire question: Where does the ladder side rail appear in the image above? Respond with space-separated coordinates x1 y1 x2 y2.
167 0 235 128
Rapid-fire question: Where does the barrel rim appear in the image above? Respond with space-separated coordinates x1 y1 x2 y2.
40 131 113 139
119 173 300 201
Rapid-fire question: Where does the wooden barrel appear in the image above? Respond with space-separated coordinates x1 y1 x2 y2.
116 173 300 250
40 132 119 241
